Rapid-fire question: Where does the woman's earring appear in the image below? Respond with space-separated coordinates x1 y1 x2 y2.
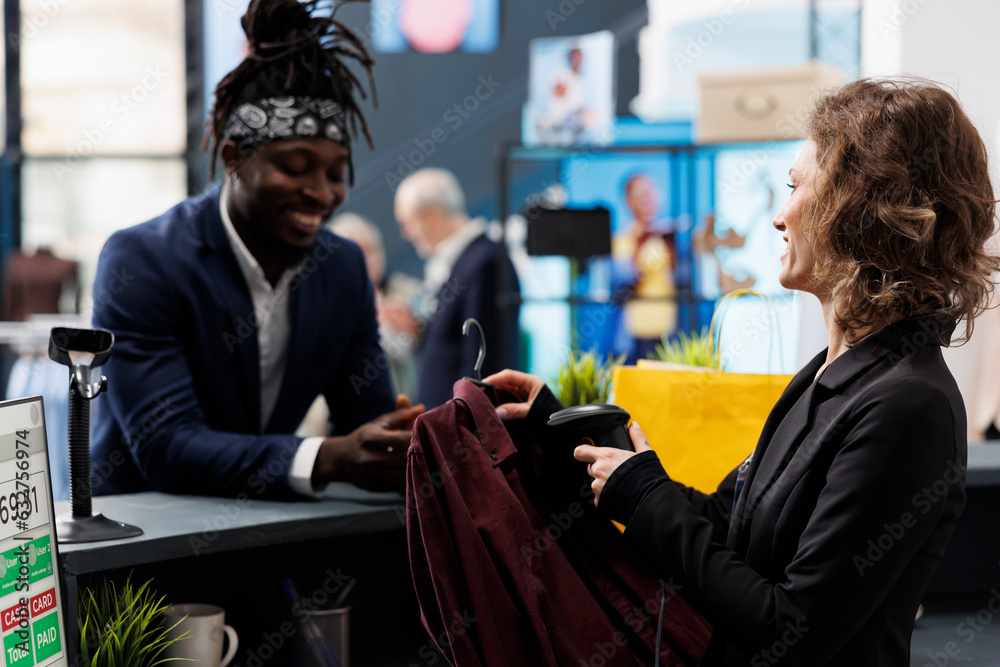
230 172 240 186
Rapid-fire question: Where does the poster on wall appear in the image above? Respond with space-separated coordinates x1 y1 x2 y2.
370 0 499 53
560 154 688 362
704 142 803 299
696 142 803 374
523 31 616 148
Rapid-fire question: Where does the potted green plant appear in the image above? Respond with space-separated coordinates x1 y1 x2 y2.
647 327 718 368
78 575 188 666
551 349 626 406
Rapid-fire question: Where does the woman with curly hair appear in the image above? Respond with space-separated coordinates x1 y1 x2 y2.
91 0 422 498
489 78 998 666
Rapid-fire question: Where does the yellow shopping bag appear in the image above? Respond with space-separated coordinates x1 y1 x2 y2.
611 291 795 493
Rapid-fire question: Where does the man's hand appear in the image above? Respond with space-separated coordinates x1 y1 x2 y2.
483 369 547 421
315 394 424 491
379 300 422 338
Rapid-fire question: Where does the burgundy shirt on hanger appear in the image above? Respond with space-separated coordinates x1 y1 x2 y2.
407 379 711 666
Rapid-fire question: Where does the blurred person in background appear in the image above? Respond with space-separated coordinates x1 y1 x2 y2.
394 167 520 408
612 172 678 362
329 212 421 400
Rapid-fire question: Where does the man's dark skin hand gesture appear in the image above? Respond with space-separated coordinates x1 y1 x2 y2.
314 395 424 491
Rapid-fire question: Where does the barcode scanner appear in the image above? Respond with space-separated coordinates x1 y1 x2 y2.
547 404 633 451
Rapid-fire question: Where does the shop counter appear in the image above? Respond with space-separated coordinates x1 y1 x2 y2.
927 442 1000 598
51 447 1000 660
967 441 1000 487
56 485 404 573
56 485 411 663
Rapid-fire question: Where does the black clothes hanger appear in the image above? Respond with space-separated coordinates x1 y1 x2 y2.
462 318 499 406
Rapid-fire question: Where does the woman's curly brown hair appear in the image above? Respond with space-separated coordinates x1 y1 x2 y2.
805 78 999 344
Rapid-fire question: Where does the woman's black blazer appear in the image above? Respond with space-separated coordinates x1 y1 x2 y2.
620 315 965 666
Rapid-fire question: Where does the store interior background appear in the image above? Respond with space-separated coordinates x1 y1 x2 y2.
0 5 997 448
1 2 1000 664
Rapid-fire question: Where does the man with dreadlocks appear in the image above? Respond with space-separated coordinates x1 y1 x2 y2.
90 0 420 499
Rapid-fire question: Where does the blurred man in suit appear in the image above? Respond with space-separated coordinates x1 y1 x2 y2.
394 168 520 408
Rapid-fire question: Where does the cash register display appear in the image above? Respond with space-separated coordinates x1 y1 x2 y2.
0 397 66 666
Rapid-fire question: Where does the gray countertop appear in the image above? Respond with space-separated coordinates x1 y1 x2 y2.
968 442 1000 487
55 484 406 574
53 444 1000 574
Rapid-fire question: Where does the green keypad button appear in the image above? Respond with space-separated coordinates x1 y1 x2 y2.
3 626 33 666
32 611 60 662
27 537 51 586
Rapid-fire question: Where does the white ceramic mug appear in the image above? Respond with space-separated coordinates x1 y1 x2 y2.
162 604 238 667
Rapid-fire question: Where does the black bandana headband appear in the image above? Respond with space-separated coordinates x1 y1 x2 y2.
222 96 349 152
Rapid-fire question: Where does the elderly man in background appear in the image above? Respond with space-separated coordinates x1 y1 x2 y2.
394 168 520 408
329 212 422 400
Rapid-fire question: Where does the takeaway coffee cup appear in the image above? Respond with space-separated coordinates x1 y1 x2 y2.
162 604 238 667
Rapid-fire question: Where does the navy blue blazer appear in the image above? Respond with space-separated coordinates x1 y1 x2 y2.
417 233 520 409
91 184 395 498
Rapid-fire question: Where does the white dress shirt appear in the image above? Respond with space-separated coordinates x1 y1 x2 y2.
219 183 324 496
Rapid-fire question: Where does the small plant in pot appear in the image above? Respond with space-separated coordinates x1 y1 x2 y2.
551 349 626 406
78 575 188 666
647 327 719 368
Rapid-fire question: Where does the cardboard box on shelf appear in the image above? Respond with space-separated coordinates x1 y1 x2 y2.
697 62 842 144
